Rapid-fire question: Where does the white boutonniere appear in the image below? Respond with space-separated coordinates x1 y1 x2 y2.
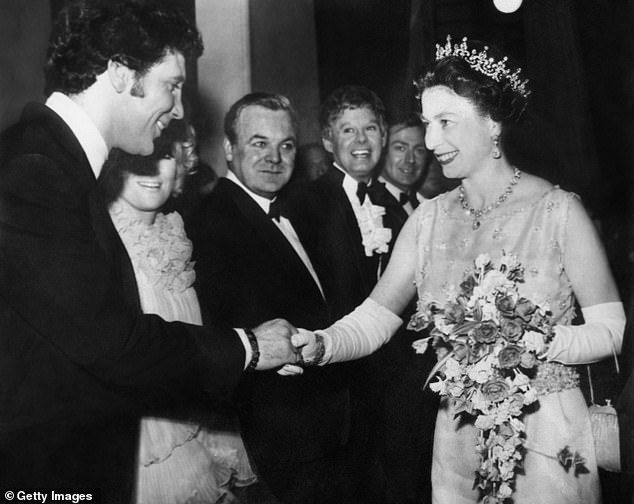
357 199 392 257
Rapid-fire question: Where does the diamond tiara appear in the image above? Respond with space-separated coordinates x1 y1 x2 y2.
435 35 531 98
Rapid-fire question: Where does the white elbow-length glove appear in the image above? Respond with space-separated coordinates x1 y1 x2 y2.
282 298 402 374
546 301 625 365
312 297 402 364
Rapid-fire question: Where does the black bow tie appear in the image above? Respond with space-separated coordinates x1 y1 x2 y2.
399 191 420 209
268 199 282 221
356 182 368 204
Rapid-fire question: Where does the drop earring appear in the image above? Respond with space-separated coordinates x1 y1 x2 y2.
491 135 502 159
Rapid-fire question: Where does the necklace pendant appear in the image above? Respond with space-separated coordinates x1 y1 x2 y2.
472 220 481 230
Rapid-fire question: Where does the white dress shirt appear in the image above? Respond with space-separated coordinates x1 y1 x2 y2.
332 163 392 256
45 92 109 179
333 162 366 207
332 162 375 220
225 171 325 299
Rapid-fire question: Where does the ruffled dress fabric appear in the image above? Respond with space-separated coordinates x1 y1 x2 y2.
110 202 256 504
413 188 601 504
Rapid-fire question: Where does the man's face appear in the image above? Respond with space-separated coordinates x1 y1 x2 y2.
170 137 197 196
116 51 186 155
225 105 296 199
381 125 427 192
303 145 330 181
322 106 386 182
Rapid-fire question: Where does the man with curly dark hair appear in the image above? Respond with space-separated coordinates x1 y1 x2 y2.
0 1 299 501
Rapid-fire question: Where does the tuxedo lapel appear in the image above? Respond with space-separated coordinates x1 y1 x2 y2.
25 104 141 312
322 168 363 255
220 179 324 302
322 168 378 284
23 103 94 187
24 104 119 262
371 181 408 229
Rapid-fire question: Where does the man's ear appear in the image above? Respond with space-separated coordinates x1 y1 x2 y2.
322 134 334 154
223 136 233 162
488 117 501 138
107 60 133 94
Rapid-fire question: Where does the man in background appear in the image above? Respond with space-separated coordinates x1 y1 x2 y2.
373 112 428 262
187 92 351 504
376 113 428 251
294 141 331 183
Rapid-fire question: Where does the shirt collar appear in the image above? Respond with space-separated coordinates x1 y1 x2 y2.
45 92 109 178
225 170 275 213
333 162 367 205
378 175 425 204
377 175 403 200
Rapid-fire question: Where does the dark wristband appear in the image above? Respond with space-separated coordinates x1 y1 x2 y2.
245 328 260 371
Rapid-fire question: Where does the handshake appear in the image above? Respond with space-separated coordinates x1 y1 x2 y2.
249 318 321 374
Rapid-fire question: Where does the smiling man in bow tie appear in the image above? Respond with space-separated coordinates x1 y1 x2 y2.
291 85 390 322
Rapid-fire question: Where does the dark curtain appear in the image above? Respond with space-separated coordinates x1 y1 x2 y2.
522 0 597 194
314 0 412 118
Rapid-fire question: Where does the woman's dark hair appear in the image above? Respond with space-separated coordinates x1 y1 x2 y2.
415 40 530 141
99 118 191 205
45 0 203 95
387 111 425 133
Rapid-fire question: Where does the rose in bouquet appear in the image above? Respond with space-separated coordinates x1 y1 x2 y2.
409 252 556 503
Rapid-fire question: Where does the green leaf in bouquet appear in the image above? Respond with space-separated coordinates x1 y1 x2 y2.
452 320 480 335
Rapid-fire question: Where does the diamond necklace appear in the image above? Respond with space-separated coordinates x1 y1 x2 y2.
458 167 521 230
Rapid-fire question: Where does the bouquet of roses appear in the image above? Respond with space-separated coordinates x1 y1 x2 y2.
408 252 555 503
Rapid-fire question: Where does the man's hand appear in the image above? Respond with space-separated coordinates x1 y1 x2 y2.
251 318 301 371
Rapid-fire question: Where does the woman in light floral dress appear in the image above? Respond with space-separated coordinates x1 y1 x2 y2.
100 120 255 504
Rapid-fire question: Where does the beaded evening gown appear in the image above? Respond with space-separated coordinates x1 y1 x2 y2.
413 187 601 504
110 202 256 504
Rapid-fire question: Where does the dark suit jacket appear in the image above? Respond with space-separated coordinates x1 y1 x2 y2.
288 166 391 502
369 180 409 267
0 103 245 502
291 166 382 321
186 178 349 477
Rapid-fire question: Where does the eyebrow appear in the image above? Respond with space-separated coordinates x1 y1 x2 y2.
390 139 425 147
248 134 296 143
167 75 185 85
425 111 458 120
336 119 379 129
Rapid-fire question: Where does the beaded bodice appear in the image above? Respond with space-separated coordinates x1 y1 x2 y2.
414 186 576 324
414 186 580 393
